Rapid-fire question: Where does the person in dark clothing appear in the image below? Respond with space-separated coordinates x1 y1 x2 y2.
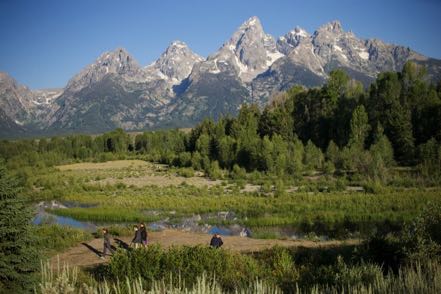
140 223 148 248
102 228 114 258
131 225 142 249
210 233 223 248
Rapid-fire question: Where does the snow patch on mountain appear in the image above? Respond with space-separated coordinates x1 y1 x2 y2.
358 50 369 60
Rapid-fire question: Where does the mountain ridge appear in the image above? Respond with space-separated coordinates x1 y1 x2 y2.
1 16 440 138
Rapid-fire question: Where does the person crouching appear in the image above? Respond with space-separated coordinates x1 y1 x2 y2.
210 233 223 248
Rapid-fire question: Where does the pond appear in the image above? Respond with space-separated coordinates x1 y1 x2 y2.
33 200 98 231
32 201 237 236
33 211 97 231
33 201 313 239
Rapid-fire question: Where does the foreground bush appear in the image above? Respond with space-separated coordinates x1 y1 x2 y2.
364 203 441 269
109 245 263 291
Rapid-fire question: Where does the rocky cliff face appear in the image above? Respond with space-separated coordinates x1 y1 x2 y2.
0 72 41 125
1 17 440 137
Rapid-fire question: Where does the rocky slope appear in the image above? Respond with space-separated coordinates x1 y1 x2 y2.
0 72 37 125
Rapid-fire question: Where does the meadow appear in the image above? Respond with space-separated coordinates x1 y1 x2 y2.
27 160 441 238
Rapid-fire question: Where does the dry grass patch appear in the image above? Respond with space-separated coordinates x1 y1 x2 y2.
57 160 221 188
56 160 153 171
94 174 221 188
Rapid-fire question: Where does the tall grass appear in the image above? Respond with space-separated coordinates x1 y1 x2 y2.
51 207 162 223
308 261 441 293
34 225 92 254
38 261 279 294
37 259 441 293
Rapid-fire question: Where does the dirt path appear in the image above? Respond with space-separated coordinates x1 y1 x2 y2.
51 229 360 268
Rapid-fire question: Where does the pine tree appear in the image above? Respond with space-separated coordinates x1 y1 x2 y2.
0 162 39 292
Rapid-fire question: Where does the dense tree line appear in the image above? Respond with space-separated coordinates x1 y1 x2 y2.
0 62 440 182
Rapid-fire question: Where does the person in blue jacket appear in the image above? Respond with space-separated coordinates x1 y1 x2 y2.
210 233 223 248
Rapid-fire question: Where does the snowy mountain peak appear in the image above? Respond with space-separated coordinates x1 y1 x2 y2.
145 40 203 82
241 16 262 29
164 40 200 57
317 20 343 34
202 16 283 82
291 26 309 37
94 47 136 67
170 40 188 48
277 26 310 55
66 47 141 92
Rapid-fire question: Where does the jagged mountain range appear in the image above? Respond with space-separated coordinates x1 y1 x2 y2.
1 16 441 138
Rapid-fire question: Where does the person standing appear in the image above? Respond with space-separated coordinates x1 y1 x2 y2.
102 228 114 258
140 223 148 248
131 225 142 249
210 233 224 248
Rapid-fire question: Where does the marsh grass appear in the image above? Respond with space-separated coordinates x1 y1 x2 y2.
51 207 163 223
53 184 440 237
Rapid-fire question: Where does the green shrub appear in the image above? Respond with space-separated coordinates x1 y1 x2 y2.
274 180 286 197
34 225 92 254
252 228 282 239
363 180 385 194
230 164 246 179
109 245 263 291
206 161 223 180
259 246 299 292
177 167 195 178
401 204 441 260
324 161 336 175
261 181 272 193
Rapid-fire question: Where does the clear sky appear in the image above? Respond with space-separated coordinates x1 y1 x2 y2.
1 0 440 89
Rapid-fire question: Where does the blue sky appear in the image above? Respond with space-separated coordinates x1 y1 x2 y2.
1 0 440 89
